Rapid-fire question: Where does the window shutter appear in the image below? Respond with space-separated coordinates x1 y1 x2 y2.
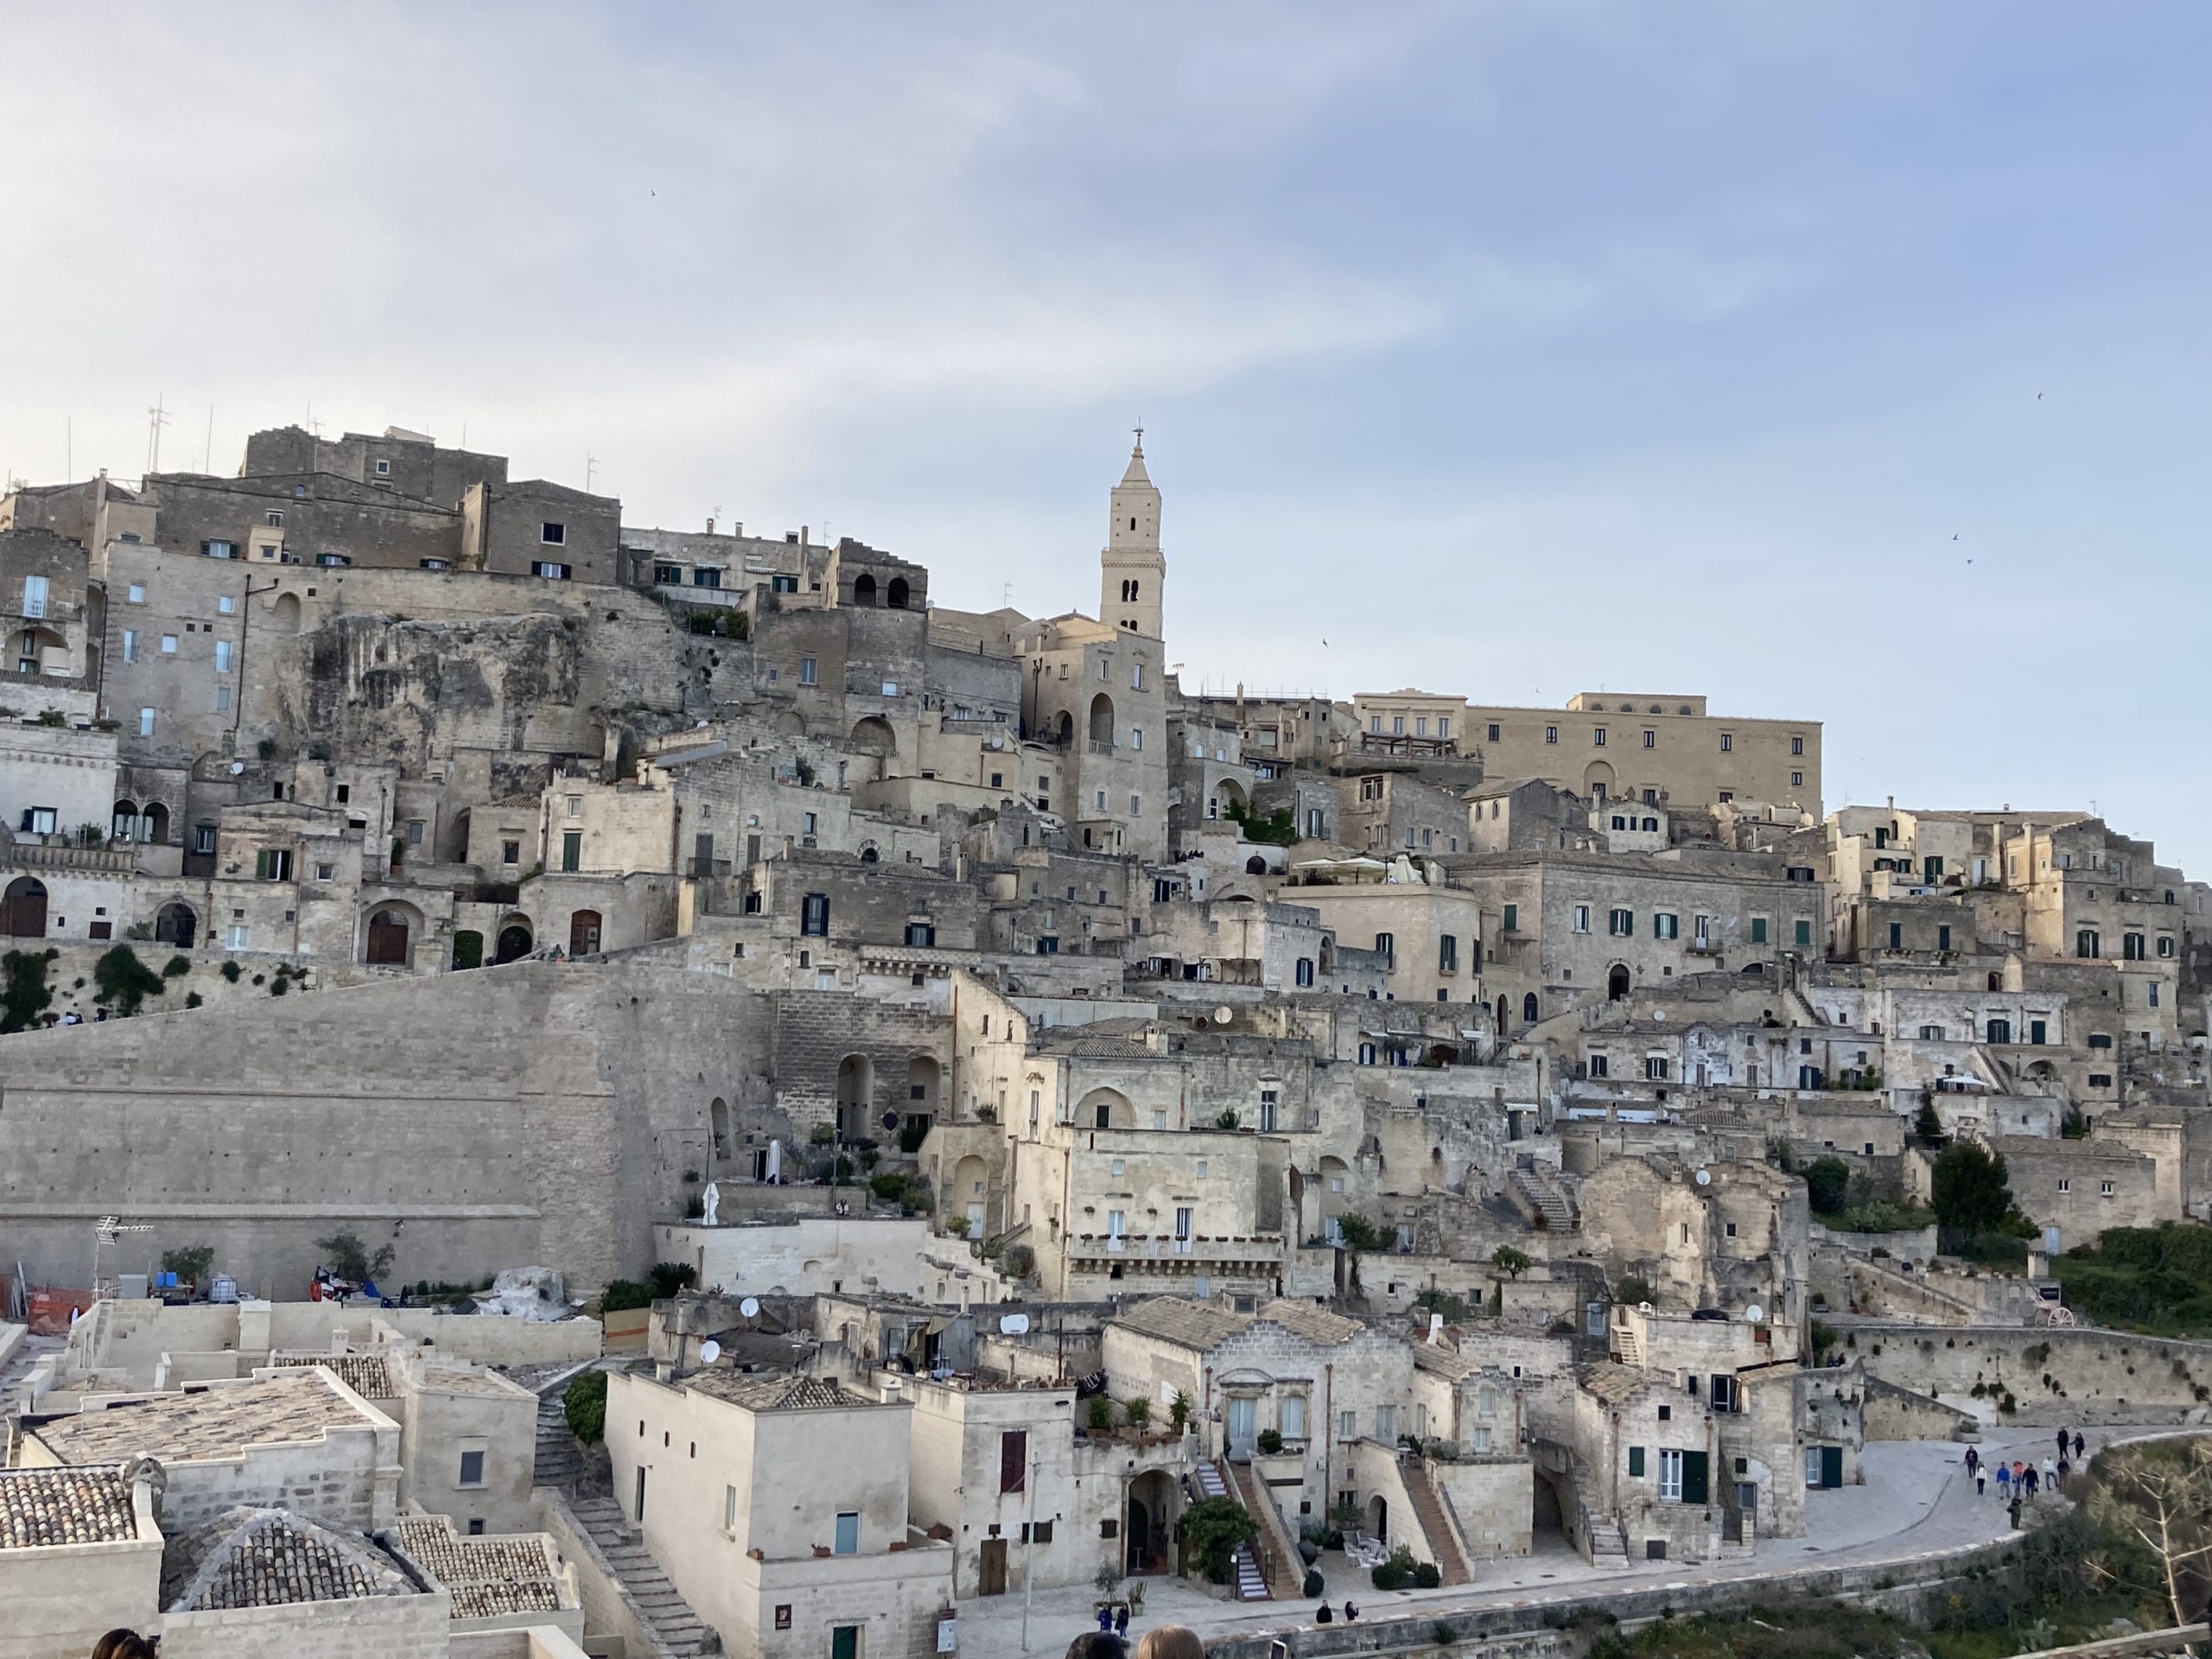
1000 1430 1027 1493
1681 1450 1709 1505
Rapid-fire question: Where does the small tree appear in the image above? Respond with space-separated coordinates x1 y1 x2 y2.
1123 1395 1152 1428
1336 1213 1382 1251
1914 1095 1947 1147
315 1230 394 1283
563 1370 608 1445
1491 1245 1532 1281
1804 1156 1852 1216
1614 1274 1656 1307
1932 1140 2013 1234
1181 1496 1259 1582
162 1244 214 1287
647 1262 697 1299
2091 1441 2212 1629
1169 1389 1192 1433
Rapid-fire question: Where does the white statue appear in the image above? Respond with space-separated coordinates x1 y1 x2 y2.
702 1182 721 1226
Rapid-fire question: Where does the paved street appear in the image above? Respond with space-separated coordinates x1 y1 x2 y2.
955 1426 2145 1659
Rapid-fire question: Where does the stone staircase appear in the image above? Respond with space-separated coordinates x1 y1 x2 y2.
0 1333 60 1417
569 1494 718 1656
534 1389 583 1490
1194 1462 1270 1600
1398 1456 1471 1586
1510 1166 1576 1233
1225 1458 1304 1599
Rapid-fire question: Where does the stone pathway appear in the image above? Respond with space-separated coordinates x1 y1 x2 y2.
953 1426 2153 1659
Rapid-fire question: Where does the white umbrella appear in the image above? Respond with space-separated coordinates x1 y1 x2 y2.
765 1138 782 1184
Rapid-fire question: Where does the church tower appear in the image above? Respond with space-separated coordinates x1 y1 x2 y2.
1100 432 1165 639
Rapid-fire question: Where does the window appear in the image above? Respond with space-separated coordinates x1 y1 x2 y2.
834 1511 859 1554
541 522 567 544
1938 925 1952 951
1295 957 1314 988
1794 918 1813 948
1437 716 1450 739
18 574 48 617
1544 725 1558 745
1790 735 1804 755
1338 1410 1357 1440
160 634 178 654
1659 1448 1684 1501
127 584 145 604
801 894 830 936
1654 912 1678 940
1790 771 1804 787
200 540 237 560
121 629 138 663
193 822 216 855
1368 715 1382 734
1719 732 1732 752
798 656 817 686
533 561 571 580
1586 1053 1609 1077
214 639 232 673
1001 1430 1028 1493
2124 932 2145 960
1392 715 1404 735
265 510 285 527
1986 1018 2012 1045
1711 1375 1739 1413
2101 1180 2115 1197
138 707 156 736
2159 934 2176 957
653 563 683 585
458 1449 486 1487
255 849 294 881
1259 1088 1279 1131
691 567 721 588
1133 664 1144 689
215 685 232 711
1439 934 1458 972
1609 908 1633 938
1645 1056 1669 1080
501 839 520 865
2076 930 2101 959
1593 727 1607 747
1374 931 1394 960
1129 727 1142 750
1643 729 1656 748
1281 1395 1306 1440
1573 905 1592 933
315 552 352 568
226 925 248 950
904 922 936 947
1751 916 1769 944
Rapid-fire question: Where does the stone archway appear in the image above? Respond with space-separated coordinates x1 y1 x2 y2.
1607 964 1631 1001
3 877 48 938
495 918 534 963
1125 1469 1181 1575
155 900 197 947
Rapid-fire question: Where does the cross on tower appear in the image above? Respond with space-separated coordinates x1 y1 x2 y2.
1132 422 1143 451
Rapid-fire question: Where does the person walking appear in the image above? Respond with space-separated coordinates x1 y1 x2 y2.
1115 1605 1130 1639
2010 1495 2024 1530
2056 1429 2071 1459
1995 1460 2012 1502
2074 1430 2087 1460
2023 1465 2039 1498
1965 1446 1980 1487
2042 1457 2058 1489
1097 1606 1115 1635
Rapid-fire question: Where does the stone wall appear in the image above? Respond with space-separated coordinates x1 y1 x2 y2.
0 960 767 1294
1851 1323 2212 1424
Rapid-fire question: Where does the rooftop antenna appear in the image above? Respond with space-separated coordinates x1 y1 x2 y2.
66 416 72 484
91 1214 155 1299
144 393 170 479
585 452 599 493
204 404 215 473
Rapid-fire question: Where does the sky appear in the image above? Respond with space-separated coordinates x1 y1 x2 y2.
2 4 2207 863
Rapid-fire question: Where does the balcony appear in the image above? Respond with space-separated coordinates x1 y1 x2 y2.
1064 1231 1283 1268
1358 733 1459 759
1088 740 1116 756
0 838 137 874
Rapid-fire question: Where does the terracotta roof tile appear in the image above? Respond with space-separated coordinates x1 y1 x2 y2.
0 1465 139 1549
162 1508 418 1611
33 1370 379 1465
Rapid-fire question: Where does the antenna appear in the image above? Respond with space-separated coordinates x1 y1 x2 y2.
585 452 599 493
205 404 215 473
144 393 170 479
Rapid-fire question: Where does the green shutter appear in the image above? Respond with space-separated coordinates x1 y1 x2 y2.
1795 919 1812 947
1628 1446 1645 1478
1681 1450 1708 1506
1751 918 1768 944
1503 905 1516 932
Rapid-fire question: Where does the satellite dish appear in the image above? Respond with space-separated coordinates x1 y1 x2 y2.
1694 1168 1712 1186
999 1313 1031 1335
739 1296 760 1319
697 1339 721 1364
1212 1007 1232 1025
1743 1304 1764 1324
881 1110 901 1132
228 761 245 775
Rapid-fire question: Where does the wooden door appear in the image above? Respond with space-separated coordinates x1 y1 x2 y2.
569 911 601 956
3 879 47 938
978 1537 1007 1596
366 912 410 964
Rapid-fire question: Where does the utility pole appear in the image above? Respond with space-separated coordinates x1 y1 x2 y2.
1019 1438 1040 1652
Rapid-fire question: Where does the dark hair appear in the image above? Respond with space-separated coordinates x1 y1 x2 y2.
1065 1636 1128 1659
92 1634 160 1659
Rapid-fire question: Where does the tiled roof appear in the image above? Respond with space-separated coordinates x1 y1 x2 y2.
162 1508 418 1611
395 1516 568 1619
689 1371 868 1412
1578 1360 1650 1405
1255 1300 1364 1345
33 1370 378 1465
0 1465 139 1549
1413 1345 1483 1381
1109 1297 1255 1350
266 1353 397 1398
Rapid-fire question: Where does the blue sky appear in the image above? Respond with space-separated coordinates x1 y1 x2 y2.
3 4 2206 862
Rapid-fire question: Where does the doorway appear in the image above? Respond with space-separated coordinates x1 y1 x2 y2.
978 1536 1007 1596
366 909 410 964
495 922 533 963
1367 1495 1388 1542
155 900 197 947
1607 964 1631 1001
569 910 602 956
632 1465 647 1522
1226 1396 1256 1461
3 877 48 938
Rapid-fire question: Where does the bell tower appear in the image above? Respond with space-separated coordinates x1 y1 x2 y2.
1100 429 1165 639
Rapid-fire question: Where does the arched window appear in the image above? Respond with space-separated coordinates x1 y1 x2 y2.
887 575 909 609
1522 992 1539 1023
112 801 139 842
142 803 169 844
853 573 877 607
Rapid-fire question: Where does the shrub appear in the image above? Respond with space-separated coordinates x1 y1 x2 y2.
161 955 191 978
1123 1395 1151 1427
1086 1395 1116 1433
1303 1568 1325 1599
1414 1560 1442 1588
1182 1496 1259 1582
0 948 53 1033
1372 1543 1419 1590
1335 1213 1382 1252
1216 1109 1240 1129
92 945 165 1016
1170 1389 1192 1433
1615 1274 1656 1307
1257 1428 1284 1454
184 991 202 1008
161 1244 214 1285
1804 1156 1851 1215
647 1262 697 1299
269 975 289 995
946 1215 971 1236
220 960 242 982
1932 1141 2013 1232
314 1230 394 1283
601 1280 654 1313
563 1370 607 1444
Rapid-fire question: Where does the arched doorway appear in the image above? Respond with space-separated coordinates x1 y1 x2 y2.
1125 1470 1180 1575
451 930 485 970
270 592 302 633
494 918 533 963
568 910 602 956
906 1055 940 1116
852 573 877 606
1584 761 1615 803
710 1097 731 1161
1245 855 1268 874
366 907 413 965
849 716 895 757
1367 1494 1389 1542
1055 711 1074 746
952 1154 988 1235
1077 1087 1132 1130
154 900 197 947
887 576 910 609
3 877 48 938
142 803 169 844
1523 991 1540 1023
1088 694 1115 747
111 800 138 842
835 1054 874 1141
1607 964 1631 1001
